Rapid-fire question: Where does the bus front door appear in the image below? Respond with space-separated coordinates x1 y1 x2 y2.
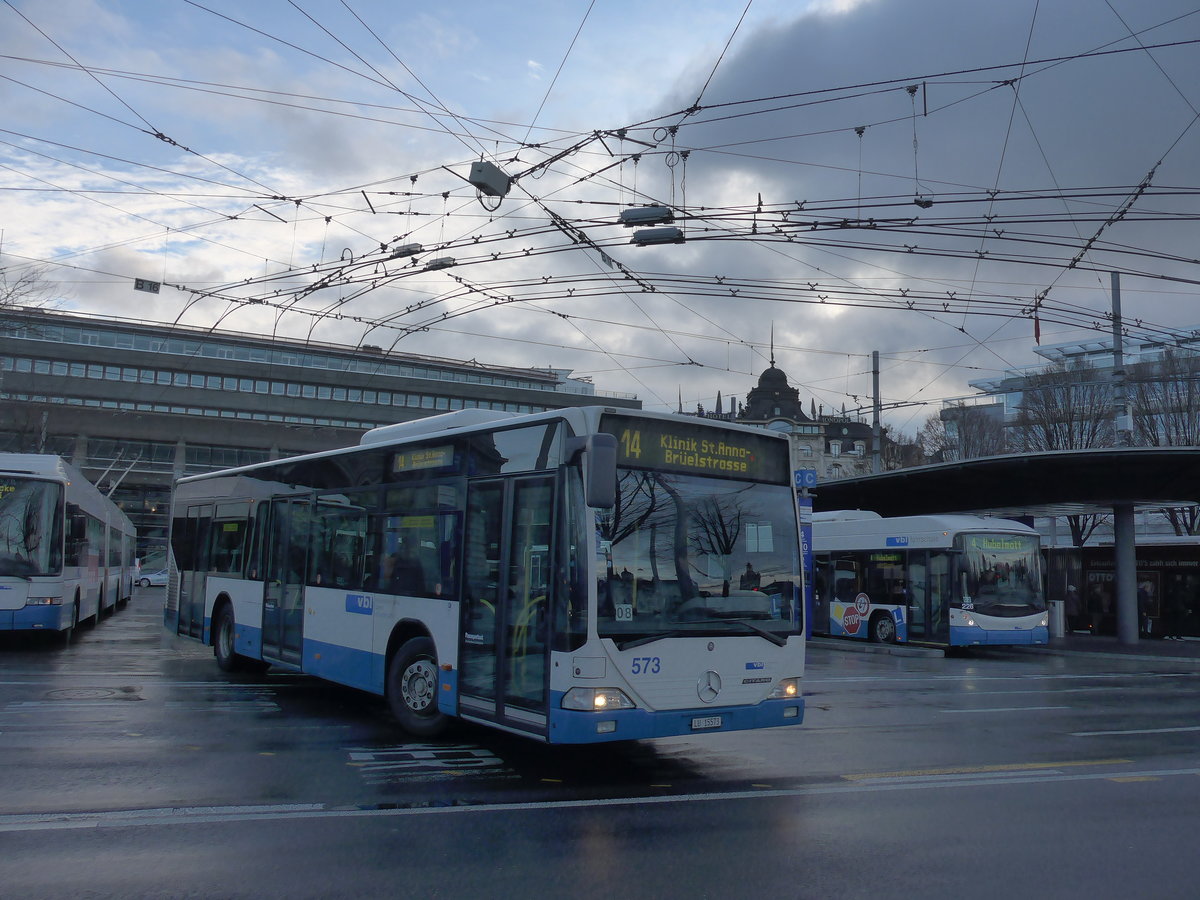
459 476 554 737
261 498 307 666
906 551 951 644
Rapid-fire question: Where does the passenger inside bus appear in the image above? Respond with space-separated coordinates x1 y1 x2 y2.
740 563 761 590
384 541 426 596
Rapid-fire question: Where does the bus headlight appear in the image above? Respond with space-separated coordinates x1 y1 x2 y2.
562 688 636 711
768 677 800 699
1040 614 1048 627
24 596 62 606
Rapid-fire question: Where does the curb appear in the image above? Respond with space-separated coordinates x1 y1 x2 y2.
981 643 1200 667
808 637 944 658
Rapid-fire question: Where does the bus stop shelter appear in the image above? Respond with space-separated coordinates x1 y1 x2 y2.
810 448 1200 645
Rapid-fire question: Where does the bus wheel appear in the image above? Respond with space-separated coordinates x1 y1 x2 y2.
870 612 896 644
213 604 242 672
60 599 79 645
387 637 447 738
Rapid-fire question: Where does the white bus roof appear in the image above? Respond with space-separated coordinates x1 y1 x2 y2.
0 453 134 531
813 510 1038 551
0 453 79 480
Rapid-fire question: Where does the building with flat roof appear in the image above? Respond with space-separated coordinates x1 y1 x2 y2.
0 308 640 563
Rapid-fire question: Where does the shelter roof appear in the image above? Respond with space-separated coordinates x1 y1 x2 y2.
811 448 1200 518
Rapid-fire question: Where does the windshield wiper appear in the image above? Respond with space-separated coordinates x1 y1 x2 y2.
687 618 789 647
615 630 686 651
612 619 791 651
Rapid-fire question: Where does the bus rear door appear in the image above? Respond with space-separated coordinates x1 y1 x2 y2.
262 498 307 666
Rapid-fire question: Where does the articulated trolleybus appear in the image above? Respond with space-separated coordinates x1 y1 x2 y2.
0 453 136 640
167 407 805 743
812 511 1048 647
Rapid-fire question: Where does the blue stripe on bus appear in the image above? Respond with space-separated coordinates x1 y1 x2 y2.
438 667 458 716
547 693 805 743
951 624 1048 646
303 637 378 694
235 620 263 659
0 605 70 631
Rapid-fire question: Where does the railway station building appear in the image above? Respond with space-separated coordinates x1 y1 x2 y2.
0 307 641 564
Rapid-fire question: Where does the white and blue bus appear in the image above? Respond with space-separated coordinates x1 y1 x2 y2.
0 454 136 640
166 407 805 743
812 510 1048 647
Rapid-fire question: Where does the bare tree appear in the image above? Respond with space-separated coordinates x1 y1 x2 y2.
1010 360 1115 547
1128 349 1200 446
0 404 51 454
936 401 1007 460
1128 350 1200 535
918 413 954 463
689 495 745 596
879 424 924 470
1 263 61 314
1156 506 1200 537
1066 513 1108 547
1011 360 1113 452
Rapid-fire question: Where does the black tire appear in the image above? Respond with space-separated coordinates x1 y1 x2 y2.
870 612 897 644
60 599 79 645
386 636 447 738
213 603 242 672
138 577 151 588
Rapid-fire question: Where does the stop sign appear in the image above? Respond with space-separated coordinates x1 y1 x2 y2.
842 606 862 635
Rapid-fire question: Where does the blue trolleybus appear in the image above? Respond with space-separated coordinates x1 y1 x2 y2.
165 407 805 743
812 510 1048 647
0 453 136 640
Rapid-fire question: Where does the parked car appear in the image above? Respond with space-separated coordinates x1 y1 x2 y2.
138 569 168 588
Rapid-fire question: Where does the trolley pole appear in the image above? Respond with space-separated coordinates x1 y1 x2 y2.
1111 272 1132 447
871 350 881 474
1111 273 1138 645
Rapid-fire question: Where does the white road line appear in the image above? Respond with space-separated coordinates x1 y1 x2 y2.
942 706 1072 713
1072 725 1200 737
3 766 1198 834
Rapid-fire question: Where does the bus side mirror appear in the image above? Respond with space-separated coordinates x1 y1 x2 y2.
70 513 88 542
567 434 617 509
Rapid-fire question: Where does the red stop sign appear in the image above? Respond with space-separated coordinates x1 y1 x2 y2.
842 607 862 635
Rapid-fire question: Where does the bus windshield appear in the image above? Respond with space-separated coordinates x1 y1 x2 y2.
597 469 801 643
959 532 1045 617
0 477 64 578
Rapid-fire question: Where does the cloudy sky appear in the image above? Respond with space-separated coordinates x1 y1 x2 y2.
3 0 1200 435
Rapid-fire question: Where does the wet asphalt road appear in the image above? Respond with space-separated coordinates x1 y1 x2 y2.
2 588 1200 899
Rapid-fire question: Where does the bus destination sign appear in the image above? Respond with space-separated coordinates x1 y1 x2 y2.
600 414 789 483
391 445 454 475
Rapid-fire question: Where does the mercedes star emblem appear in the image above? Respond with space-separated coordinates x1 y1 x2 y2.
697 670 722 703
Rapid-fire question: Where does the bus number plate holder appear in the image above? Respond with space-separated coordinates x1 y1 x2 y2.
691 715 722 730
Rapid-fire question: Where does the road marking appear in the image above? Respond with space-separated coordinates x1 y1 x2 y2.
842 759 1129 781
1 765 1195 834
1072 725 1200 737
805 672 1200 685
344 743 516 784
941 706 1072 713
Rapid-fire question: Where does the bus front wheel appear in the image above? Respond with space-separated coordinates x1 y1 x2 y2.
60 599 79 645
213 604 242 672
387 637 447 738
870 612 896 644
